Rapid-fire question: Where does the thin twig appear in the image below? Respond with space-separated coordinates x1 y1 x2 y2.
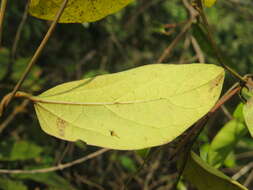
0 0 69 116
232 162 253 180
191 35 205 63
220 105 233 120
244 169 253 187
143 153 161 190
157 0 198 63
157 20 193 63
0 0 7 46
74 172 105 190
0 148 109 174
0 99 29 134
196 0 246 83
1 2 29 81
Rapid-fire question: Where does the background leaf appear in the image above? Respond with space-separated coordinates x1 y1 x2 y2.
14 173 76 190
0 140 43 161
180 151 248 190
203 0 217 7
207 104 247 168
29 0 133 23
243 96 253 137
0 178 27 190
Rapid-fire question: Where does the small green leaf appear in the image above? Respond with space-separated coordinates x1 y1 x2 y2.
207 120 246 168
203 0 217 7
119 155 137 172
10 141 43 161
208 104 247 168
0 140 43 161
33 64 224 150
29 0 133 23
0 178 27 190
14 173 76 190
223 151 236 168
243 96 253 137
135 148 150 158
181 151 248 190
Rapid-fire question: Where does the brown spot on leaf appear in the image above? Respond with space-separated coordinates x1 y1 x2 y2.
209 73 223 92
56 118 67 137
110 130 120 138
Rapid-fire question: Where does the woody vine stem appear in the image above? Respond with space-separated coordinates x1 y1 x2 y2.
0 0 69 116
195 0 246 83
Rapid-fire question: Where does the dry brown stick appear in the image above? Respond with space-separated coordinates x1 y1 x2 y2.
143 154 161 190
0 0 7 46
244 169 253 187
0 99 29 134
74 172 105 190
2 2 29 81
220 105 233 120
191 35 205 63
0 0 68 116
157 0 198 63
0 148 109 174
157 20 193 63
232 162 253 180
125 0 162 28
11 2 29 59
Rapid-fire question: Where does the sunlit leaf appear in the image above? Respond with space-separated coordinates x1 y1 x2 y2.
181 151 248 190
29 0 133 23
203 0 217 7
208 104 247 168
243 96 253 137
33 64 224 150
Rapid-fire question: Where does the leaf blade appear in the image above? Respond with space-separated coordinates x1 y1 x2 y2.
29 0 133 23
34 64 224 150
181 151 248 190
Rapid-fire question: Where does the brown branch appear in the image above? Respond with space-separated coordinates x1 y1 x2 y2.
1 2 29 81
0 148 109 174
157 0 198 63
0 99 29 134
191 35 205 63
0 0 7 46
0 0 69 117
195 0 246 83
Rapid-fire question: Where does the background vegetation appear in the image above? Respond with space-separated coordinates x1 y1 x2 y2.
0 0 253 189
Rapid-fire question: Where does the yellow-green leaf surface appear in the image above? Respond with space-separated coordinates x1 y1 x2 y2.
29 0 133 23
182 151 248 190
243 97 253 137
34 64 224 150
207 104 247 168
203 0 217 7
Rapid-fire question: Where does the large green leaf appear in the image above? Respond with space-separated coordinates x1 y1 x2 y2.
207 104 247 168
29 0 133 23
181 151 248 190
33 64 224 150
